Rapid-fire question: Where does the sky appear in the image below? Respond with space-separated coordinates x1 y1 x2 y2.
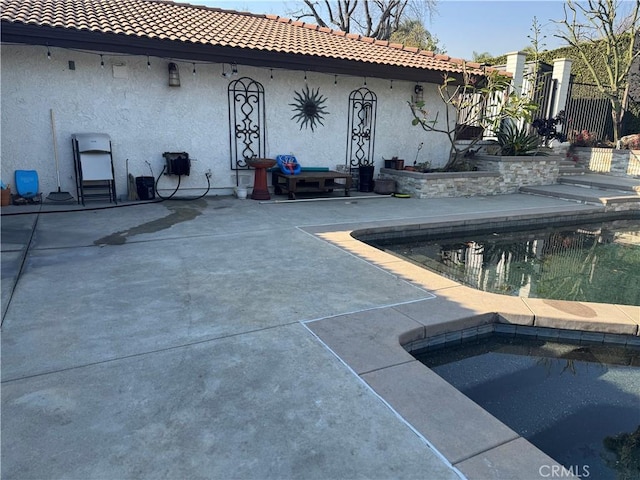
187 0 573 60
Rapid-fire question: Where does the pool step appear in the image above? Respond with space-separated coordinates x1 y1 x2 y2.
520 174 640 205
559 173 640 193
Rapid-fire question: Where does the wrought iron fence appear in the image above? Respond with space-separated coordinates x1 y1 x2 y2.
454 62 558 140
562 80 614 143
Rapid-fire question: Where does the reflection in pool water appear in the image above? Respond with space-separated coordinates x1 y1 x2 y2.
370 220 640 305
416 332 640 480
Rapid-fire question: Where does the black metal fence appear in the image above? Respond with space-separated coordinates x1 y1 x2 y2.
562 80 614 143
453 64 620 144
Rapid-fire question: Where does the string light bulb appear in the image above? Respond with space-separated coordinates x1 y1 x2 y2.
390 79 393 90
334 75 337 86
304 71 307 82
100 54 104 68
47 46 51 60
363 77 367 86
147 56 151 69
270 69 273 80
192 63 196 75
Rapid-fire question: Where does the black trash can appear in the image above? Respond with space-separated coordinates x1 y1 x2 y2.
358 165 375 192
136 176 155 200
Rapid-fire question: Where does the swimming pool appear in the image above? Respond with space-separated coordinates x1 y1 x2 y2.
415 326 640 480
368 219 640 306
311 208 640 478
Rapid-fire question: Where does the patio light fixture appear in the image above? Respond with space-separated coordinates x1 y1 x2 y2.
414 84 424 104
168 62 180 87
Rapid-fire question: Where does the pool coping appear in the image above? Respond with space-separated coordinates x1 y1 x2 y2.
302 212 640 479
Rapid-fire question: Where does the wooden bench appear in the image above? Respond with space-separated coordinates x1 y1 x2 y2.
272 170 352 200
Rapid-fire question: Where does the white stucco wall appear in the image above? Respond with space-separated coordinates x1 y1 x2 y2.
1 44 451 198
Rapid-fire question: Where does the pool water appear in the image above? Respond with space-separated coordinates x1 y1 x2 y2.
372 219 640 305
416 334 640 479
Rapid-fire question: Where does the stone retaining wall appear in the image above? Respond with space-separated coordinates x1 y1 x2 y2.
571 147 640 177
379 155 562 198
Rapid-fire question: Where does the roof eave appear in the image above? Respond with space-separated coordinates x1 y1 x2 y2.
0 22 464 84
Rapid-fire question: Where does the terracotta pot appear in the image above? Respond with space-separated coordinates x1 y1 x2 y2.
404 166 416 171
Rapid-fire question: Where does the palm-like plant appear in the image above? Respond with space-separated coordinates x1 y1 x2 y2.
496 122 543 156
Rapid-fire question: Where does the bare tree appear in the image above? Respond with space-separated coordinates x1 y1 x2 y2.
409 67 539 171
291 0 436 40
555 0 640 142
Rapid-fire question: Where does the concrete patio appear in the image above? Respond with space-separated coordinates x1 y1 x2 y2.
2 190 639 479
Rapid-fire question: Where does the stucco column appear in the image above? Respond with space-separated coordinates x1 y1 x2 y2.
552 58 573 117
505 51 527 96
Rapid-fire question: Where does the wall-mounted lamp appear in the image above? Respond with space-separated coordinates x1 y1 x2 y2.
231 63 238 75
168 62 180 87
413 84 424 104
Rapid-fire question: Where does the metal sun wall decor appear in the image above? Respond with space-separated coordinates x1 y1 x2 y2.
289 85 329 132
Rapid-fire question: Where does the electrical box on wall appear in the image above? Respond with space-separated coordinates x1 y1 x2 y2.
163 152 190 176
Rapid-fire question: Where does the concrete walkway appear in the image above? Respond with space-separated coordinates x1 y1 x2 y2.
1 191 637 479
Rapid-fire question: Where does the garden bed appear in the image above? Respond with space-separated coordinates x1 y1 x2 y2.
570 147 640 177
379 155 562 198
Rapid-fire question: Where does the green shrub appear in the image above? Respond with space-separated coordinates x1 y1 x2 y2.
497 122 542 156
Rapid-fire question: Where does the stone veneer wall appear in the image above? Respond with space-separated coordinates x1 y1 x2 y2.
379 170 502 198
571 147 640 177
379 155 562 198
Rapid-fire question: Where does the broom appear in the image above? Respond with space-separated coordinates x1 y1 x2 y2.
46 109 75 203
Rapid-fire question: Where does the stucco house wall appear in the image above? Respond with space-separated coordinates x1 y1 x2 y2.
1 45 451 198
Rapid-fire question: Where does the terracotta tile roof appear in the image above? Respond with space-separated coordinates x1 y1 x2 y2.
0 0 494 77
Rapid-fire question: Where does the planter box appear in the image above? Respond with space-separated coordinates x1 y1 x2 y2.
571 147 640 177
379 154 562 199
473 154 562 188
380 168 501 198
383 159 405 170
